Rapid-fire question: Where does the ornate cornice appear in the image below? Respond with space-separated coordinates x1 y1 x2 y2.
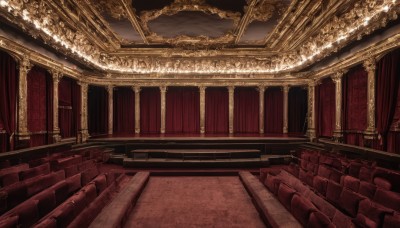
1 0 398 75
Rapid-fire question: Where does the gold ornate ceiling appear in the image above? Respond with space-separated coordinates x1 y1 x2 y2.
0 0 399 76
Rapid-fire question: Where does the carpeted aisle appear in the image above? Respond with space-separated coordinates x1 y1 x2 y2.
125 176 266 228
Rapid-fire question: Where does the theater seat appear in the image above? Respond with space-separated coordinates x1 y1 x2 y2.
92 174 107 194
308 211 334 228
0 215 18 227
277 183 296 210
374 177 392 191
291 193 317 226
354 199 393 228
358 181 377 199
313 176 328 196
264 173 282 195
341 175 360 192
326 181 342 207
338 188 365 217
383 213 400 228
374 188 400 211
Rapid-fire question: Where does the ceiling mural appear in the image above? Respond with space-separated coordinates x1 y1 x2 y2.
0 0 399 76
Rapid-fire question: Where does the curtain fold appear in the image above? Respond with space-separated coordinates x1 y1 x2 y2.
315 78 335 138
264 87 283 134
288 87 308 134
0 51 18 152
27 66 53 147
140 87 161 134
166 87 200 134
113 87 135 135
234 87 259 133
374 49 400 151
205 87 229 134
342 65 368 146
88 86 108 136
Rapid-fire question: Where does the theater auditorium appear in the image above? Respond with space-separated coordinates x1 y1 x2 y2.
0 0 400 227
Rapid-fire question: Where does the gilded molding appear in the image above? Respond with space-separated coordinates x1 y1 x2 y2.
107 85 113 135
77 81 89 142
363 58 377 138
199 86 206 134
50 70 62 142
132 86 141 134
332 71 346 139
160 86 167 134
228 86 235 134
258 86 266 134
306 81 316 140
17 55 33 140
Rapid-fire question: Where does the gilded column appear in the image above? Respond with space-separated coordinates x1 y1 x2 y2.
107 85 113 135
199 86 206 134
228 86 235 134
78 82 88 143
17 56 32 144
50 70 62 142
363 58 377 140
258 86 266 134
283 85 289 134
306 81 316 140
160 86 167 134
133 86 141 134
332 71 345 141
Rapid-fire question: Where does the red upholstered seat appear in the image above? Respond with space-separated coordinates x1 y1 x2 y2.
328 168 343 184
358 181 377 199
326 180 342 207
374 177 392 191
308 211 334 228
374 188 400 212
359 166 374 182
300 159 308 170
35 189 57 217
348 162 363 178
64 165 79 178
286 163 300 177
277 183 296 210
92 174 108 194
0 173 19 187
318 165 332 179
81 167 99 186
313 176 328 196
51 202 76 228
4 182 28 210
15 199 40 227
341 175 360 192
383 213 400 228
19 163 50 181
264 173 282 195
291 193 317 225
354 198 393 228
66 173 82 194
0 164 29 176
0 215 18 227
53 181 70 205
82 183 98 204
34 217 57 228
338 188 365 217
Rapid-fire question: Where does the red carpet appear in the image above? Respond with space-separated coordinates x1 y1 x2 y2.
125 176 266 228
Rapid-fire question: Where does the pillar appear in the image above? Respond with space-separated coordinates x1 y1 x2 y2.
306 81 316 140
332 71 345 141
78 82 88 143
107 85 113 135
363 58 377 140
160 86 167 134
228 86 235 134
283 85 289 134
258 86 266 134
51 70 61 142
133 86 141 134
16 56 32 147
199 86 206 134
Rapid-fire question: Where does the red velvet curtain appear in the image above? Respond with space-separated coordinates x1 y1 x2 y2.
72 82 81 138
27 66 53 147
288 87 308 134
264 87 283 134
0 51 17 152
113 87 135 135
166 87 200 134
234 87 259 133
205 87 229 134
140 87 161 134
343 65 368 146
375 49 400 152
88 86 108 136
315 78 335 138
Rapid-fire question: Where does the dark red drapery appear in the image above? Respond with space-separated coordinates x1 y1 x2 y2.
205 87 229 134
166 87 200 134
343 65 368 146
0 51 17 152
58 77 80 138
264 87 283 134
375 49 400 152
27 66 53 147
113 87 135 135
288 87 308 134
315 78 335 138
140 87 161 134
88 86 108 136
234 87 259 133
